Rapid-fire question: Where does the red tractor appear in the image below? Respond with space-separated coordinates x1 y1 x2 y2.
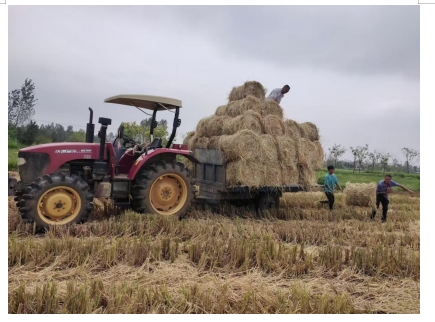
10 95 199 229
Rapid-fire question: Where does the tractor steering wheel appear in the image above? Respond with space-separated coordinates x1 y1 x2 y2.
122 134 136 149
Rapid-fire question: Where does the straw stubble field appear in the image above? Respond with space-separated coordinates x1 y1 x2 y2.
8 191 420 314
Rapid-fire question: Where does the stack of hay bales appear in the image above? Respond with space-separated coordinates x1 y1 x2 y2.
183 81 324 188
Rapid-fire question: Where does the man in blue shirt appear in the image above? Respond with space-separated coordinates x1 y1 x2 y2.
324 165 343 210
371 174 413 222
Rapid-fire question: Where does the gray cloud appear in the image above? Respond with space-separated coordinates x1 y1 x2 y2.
8 6 420 165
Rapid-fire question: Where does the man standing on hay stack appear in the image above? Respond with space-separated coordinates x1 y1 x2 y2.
371 174 414 223
324 165 343 211
267 85 290 104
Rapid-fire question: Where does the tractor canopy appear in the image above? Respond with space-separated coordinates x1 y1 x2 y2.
104 95 182 111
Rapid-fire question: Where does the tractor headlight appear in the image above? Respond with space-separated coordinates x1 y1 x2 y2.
17 157 26 166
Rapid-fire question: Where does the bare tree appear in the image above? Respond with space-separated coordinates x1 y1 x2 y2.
379 153 390 174
401 148 419 174
328 144 346 166
350 144 369 173
368 150 381 172
392 158 399 170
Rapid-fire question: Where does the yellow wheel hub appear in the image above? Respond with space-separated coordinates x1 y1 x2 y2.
150 173 188 216
37 186 82 225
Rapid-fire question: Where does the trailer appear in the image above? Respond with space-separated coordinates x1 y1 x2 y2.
191 148 303 211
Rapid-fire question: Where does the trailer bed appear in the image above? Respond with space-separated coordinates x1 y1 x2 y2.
191 148 303 208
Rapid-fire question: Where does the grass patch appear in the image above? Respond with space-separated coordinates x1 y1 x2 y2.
317 169 420 192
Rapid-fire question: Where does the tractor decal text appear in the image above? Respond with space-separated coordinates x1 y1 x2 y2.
55 149 93 154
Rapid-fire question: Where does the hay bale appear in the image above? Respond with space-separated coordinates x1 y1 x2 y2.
263 160 283 186
196 116 229 137
183 131 196 148
226 96 262 117
9 171 20 180
223 110 263 135
296 138 317 168
260 99 284 118
300 122 320 141
208 136 221 149
276 136 298 166
228 81 266 102
298 165 318 189
344 183 376 208
215 105 229 116
218 130 261 162
260 135 279 163
183 160 195 173
190 135 210 149
262 115 286 136
226 159 263 187
281 164 299 185
313 141 324 170
284 119 303 140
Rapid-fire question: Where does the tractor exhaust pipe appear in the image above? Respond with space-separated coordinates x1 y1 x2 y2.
85 107 95 143
93 117 112 176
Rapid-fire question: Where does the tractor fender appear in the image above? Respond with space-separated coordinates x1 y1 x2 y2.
127 148 199 180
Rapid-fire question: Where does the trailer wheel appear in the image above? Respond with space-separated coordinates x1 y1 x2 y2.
256 193 280 211
18 172 93 230
131 161 195 218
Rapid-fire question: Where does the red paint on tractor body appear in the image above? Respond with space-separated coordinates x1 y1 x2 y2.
19 142 198 181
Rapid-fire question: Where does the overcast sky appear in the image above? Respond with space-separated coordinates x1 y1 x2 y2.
8 5 420 164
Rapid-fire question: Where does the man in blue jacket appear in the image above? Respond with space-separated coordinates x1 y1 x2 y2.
371 174 413 222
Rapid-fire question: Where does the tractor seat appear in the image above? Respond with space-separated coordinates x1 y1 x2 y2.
149 138 163 149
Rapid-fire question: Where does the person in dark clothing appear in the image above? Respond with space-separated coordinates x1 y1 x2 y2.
371 174 413 222
323 165 343 210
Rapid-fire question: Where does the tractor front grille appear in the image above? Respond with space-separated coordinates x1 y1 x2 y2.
18 151 50 184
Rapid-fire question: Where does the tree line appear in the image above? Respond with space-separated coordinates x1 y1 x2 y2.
327 144 420 174
8 79 169 148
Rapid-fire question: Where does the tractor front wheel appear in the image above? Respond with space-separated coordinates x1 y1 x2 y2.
18 172 93 230
131 161 195 218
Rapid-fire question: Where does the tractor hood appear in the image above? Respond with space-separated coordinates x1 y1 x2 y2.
19 142 99 153
17 142 103 184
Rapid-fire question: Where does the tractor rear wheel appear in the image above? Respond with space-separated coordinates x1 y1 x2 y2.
256 193 280 212
131 161 195 218
18 172 93 230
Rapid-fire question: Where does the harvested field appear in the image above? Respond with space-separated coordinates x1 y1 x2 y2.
8 191 420 313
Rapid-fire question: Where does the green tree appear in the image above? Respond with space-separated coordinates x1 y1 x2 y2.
123 118 169 145
17 120 39 145
8 79 38 127
67 129 86 142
